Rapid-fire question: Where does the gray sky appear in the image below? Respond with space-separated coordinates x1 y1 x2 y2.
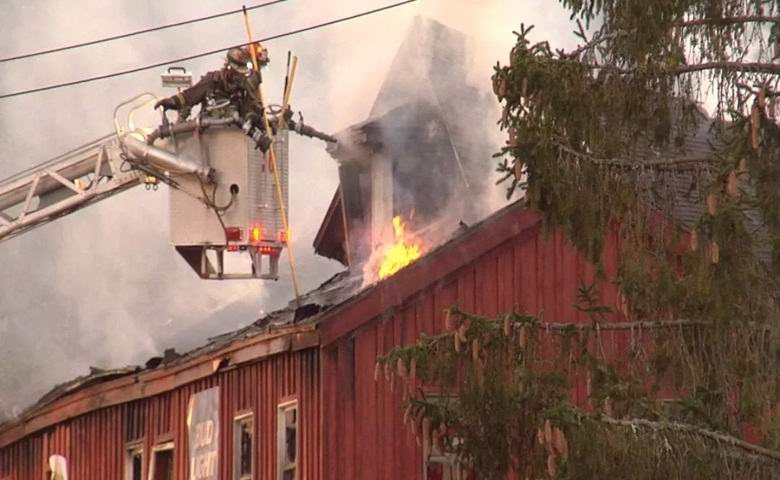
0 0 575 416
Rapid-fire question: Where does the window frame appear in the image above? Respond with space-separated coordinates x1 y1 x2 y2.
233 411 254 480
276 399 299 480
125 442 144 480
421 395 468 480
47 455 69 480
147 442 174 480
425 438 466 480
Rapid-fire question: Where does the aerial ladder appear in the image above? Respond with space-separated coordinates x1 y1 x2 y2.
0 63 335 282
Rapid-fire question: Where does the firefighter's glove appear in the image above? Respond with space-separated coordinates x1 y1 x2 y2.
283 106 294 124
244 125 272 153
154 97 178 110
253 132 272 154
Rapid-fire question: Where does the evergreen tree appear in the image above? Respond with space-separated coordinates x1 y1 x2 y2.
379 2 780 478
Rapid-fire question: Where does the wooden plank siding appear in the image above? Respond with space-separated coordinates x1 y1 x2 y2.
321 216 629 480
1 204 653 479
0 348 320 480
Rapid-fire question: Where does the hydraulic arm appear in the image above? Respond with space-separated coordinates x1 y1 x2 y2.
0 131 219 243
0 105 215 243
0 134 140 242
0 90 336 282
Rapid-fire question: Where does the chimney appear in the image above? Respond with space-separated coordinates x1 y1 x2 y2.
369 152 394 250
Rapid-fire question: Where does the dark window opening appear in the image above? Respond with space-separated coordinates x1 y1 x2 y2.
126 448 143 480
234 414 254 480
150 445 174 480
132 453 143 480
278 401 298 480
129 450 144 480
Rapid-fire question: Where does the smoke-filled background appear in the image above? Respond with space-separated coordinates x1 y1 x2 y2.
0 0 576 418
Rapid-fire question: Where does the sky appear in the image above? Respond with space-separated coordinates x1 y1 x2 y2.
0 0 576 417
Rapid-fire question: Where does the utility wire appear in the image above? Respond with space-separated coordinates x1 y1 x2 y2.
0 0 417 100
0 0 287 64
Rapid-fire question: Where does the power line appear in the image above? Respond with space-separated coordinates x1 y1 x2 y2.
0 0 417 100
0 0 287 64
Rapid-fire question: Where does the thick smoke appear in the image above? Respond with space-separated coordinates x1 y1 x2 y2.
0 0 575 418
354 9 578 285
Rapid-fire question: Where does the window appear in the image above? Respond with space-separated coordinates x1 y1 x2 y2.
233 412 254 480
277 400 298 480
149 443 174 480
126 445 143 480
422 396 472 480
426 440 468 480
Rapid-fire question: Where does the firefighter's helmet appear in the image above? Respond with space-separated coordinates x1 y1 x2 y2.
226 47 251 74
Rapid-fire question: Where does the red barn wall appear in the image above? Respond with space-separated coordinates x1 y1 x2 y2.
0 205 654 479
0 347 320 480
321 216 628 480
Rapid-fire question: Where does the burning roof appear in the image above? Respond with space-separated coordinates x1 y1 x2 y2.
317 17 498 272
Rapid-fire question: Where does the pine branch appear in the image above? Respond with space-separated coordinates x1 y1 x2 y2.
540 319 706 331
554 142 717 170
598 416 780 463
565 30 627 59
676 16 780 28
450 308 778 335
385 314 711 354
675 61 780 75
577 60 780 76
451 307 710 331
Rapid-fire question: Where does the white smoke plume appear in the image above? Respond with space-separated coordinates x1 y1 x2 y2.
0 0 576 417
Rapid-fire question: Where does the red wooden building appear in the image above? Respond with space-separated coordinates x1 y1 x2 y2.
0 17 694 480
1 199 629 480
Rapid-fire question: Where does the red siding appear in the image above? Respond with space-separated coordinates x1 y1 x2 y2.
1 205 645 480
321 218 627 480
0 348 320 480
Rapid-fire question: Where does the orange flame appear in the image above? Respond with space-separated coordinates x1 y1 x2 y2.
377 216 423 280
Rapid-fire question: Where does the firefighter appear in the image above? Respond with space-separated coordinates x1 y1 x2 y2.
155 45 273 151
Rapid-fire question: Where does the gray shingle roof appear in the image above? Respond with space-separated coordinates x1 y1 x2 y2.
633 119 773 263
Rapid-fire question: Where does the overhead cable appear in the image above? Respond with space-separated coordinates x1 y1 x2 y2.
0 0 417 100
0 0 287 64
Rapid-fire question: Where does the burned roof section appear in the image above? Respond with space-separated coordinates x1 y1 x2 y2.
7 200 496 421
31 366 141 414
313 187 349 265
7 269 363 421
319 17 499 268
158 269 363 366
